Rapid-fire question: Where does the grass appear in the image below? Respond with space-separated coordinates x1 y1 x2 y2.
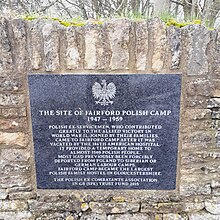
21 12 214 29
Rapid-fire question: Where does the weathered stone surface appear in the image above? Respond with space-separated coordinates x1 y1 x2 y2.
89 202 140 214
208 98 220 108
81 202 89 211
42 21 60 71
1 107 26 118
184 109 211 120
0 18 13 77
183 25 210 76
213 31 220 76
180 183 212 197
212 188 220 195
135 20 148 70
141 202 183 214
183 131 213 144
65 26 83 69
35 212 77 220
80 213 107 220
212 79 220 97
163 213 188 220
184 97 208 108
11 19 28 73
0 132 27 147
181 150 220 166
0 118 27 131
85 24 111 70
186 79 211 97
0 211 33 220
211 180 220 188
28 19 44 70
0 78 23 92
182 202 205 212
109 213 155 220
108 19 130 70
1 149 30 162
0 93 25 106
188 211 220 220
212 110 220 120
0 189 8 200
28 199 81 212
0 200 28 211
150 18 167 72
9 191 36 200
182 120 212 134
205 198 220 214
167 26 182 70
0 175 30 189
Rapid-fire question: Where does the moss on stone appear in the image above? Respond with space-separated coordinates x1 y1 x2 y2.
165 19 202 28
22 14 213 29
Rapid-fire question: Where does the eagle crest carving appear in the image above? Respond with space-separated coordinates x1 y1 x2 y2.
92 80 116 106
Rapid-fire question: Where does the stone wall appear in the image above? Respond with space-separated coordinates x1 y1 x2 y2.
0 17 220 220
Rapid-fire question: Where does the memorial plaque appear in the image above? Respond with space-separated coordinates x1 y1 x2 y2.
28 74 181 190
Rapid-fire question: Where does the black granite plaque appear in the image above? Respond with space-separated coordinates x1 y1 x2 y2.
28 74 181 190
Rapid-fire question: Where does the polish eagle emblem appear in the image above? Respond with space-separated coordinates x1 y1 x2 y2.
92 80 116 106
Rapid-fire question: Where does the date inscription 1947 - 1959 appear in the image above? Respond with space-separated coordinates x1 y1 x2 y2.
28 74 181 190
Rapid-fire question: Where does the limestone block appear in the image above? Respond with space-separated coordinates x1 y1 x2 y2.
1 149 30 162
42 21 60 72
28 19 44 70
182 202 205 212
0 189 7 200
183 25 210 76
211 180 220 189
207 98 220 108
184 109 211 121
0 93 25 106
11 19 28 73
81 202 89 211
205 198 220 214
0 211 33 220
0 118 27 130
150 18 167 72
189 211 220 220
85 23 111 70
80 213 107 220
163 213 188 220
109 213 155 220
167 26 182 70
89 202 140 214
35 212 77 220
141 202 183 214
213 31 220 76
183 131 213 144
0 78 23 92
180 183 211 197
212 110 220 119
212 188 220 196
0 200 28 211
135 20 148 70
1 107 26 118
0 18 13 77
28 199 81 212
186 79 211 97
184 97 208 108
9 191 36 200
0 175 30 188
0 132 27 147
108 19 130 70
65 26 83 69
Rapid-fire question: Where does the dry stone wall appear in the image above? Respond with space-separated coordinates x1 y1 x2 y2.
0 17 220 220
